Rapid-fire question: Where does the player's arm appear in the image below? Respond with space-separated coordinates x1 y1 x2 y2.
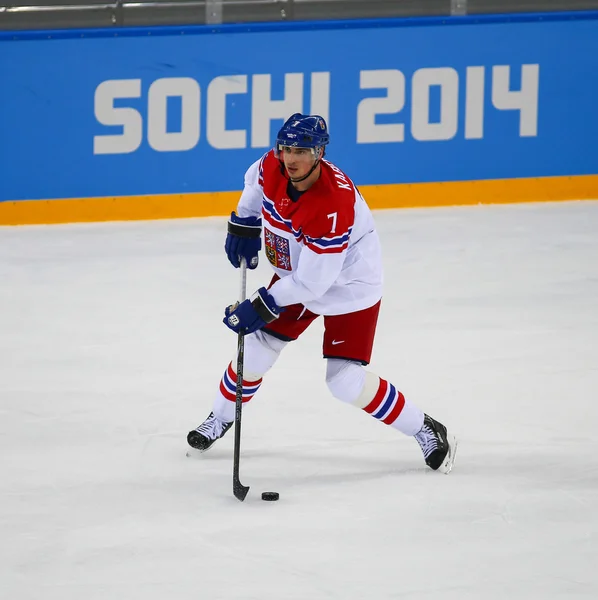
268 206 353 306
225 154 267 269
223 204 353 334
236 154 266 219
223 230 350 335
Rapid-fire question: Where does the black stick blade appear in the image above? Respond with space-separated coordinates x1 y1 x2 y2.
233 479 250 502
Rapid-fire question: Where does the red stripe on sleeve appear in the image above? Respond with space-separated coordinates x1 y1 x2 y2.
304 241 349 255
261 208 293 234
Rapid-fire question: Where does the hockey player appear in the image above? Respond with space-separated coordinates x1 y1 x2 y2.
188 113 457 473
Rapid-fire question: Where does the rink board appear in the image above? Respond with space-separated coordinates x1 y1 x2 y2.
1 176 597 225
1 11 597 224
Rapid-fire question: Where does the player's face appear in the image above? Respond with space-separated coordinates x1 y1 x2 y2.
280 146 317 180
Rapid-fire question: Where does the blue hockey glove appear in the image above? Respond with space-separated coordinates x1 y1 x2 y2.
224 287 283 335
225 212 262 269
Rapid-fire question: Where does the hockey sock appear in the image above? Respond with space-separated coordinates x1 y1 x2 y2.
211 330 287 422
358 372 424 436
326 359 424 436
213 362 263 422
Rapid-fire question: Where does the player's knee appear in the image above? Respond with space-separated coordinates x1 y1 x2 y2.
325 359 366 404
242 329 287 379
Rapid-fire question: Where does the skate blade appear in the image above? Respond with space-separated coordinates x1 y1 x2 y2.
438 433 458 474
185 447 209 458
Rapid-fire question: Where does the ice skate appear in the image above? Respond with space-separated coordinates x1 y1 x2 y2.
187 412 233 453
414 414 457 474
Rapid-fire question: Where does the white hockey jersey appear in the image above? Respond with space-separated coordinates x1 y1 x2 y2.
236 150 383 316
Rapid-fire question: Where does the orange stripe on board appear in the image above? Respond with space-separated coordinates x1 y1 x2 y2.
0 191 240 226
362 174 598 210
1 175 597 226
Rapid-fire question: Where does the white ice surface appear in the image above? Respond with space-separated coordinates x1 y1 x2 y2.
1 201 597 600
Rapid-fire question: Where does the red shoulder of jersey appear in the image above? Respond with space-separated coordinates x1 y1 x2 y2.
259 150 283 190
299 160 356 255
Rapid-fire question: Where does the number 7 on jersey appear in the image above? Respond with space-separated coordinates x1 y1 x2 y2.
327 212 338 233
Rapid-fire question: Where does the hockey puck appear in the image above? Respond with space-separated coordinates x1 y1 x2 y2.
261 491 280 501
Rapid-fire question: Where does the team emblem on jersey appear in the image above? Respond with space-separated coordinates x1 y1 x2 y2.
264 228 291 271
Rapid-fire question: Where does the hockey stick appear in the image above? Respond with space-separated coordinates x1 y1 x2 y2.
233 258 250 501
